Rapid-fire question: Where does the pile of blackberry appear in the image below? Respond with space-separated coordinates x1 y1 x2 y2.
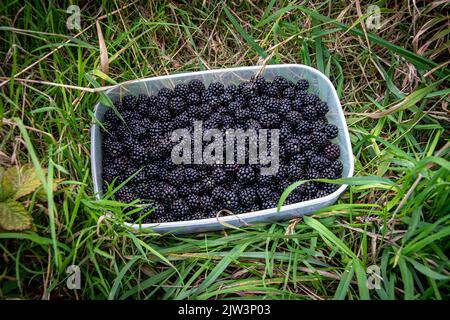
101 76 343 223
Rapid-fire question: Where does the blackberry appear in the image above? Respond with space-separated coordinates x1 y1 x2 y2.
159 183 178 203
306 168 321 180
257 187 274 202
279 122 292 140
295 79 309 91
296 120 311 135
251 75 268 93
245 119 262 131
220 92 234 105
300 181 317 196
310 120 327 133
330 160 343 176
321 167 337 179
188 79 205 93
272 76 289 91
239 187 257 207
260 113 281 127
158 87 174 100
235 108 253 124
265 83 279 97
211 186 226 202
200 196 215 212
174 83 190 97
278 99 292 114
116 185 137 203
103 165 120 183
324 124 338 139
171 199 189 219
122 95 138 110
284 138 301 155
223 190 239 210
316 101 329 116
264 97 279 113
282 86 296 99
321 183 338 194
184 167 200 183
226 101 240 114
225 84 239 96
291 98 304 112
311 131 329 147
304 93 320 105
166 168 185 187
236 166 255 184
103 136 123 157
212 167 227 184
187 92 201 104
249 96 265 110
202 176 216 191
208 82 225 96
310 155 330 171
178 184 192 197
316 189 329 198
303 149 316 160
157 107 171 122
324 144 340 160
221 115 235 129
287 165 304 180
261 197 278 209
128 119 147 137
169 96 186 114
191 211 205 220
285 111 302 124
239 82 256 99
291 154 308 168
258 174 274 186
302 104 319 121
120 110 136 124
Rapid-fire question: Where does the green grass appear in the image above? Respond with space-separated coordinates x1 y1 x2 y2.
0 0 449 300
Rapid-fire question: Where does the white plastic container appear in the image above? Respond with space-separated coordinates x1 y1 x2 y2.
91 64 354 234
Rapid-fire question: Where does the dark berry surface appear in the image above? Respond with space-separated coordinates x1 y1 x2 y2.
101 75 343 223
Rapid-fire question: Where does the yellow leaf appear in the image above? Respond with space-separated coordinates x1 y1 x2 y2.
0 200 32 231
2 164 44 200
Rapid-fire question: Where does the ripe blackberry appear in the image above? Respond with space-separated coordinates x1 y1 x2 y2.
311 131 329 147
128 119 146 137
321 167 337 179
291 154 308 168
222 190 239 210
282 86 296 99
122 95 138 110
169 96 186 114
171 199 189 219
279 122 292 140
157 107 171 122
295 79 309 91
159 183 178 203
304 93 320 105
306 168 321 179
235 108 253 124
260 113 281 127
291 98 304 112
166 168 185 187
316 189 329 198
183 167 200 183
173 112 191 128
265 83 279 97
330 160 343 176
245 119 262 131
310 155 330 171
212 167 227 184
272 76 289 91
256 187 274 202
300 182 317 196
239 187 257 207
208 82 225 96
202 176 216 191
177 184 191 197
296 120 311 135
302 104 319 121
324 124 338 139
225 84 239 96
236 166 255 184
188 79 205 93
316 101 329 116
324 144 340 160
174 83 190 97
187 92 201 104
249 96 265 109
103 165 120 183
278 99 292 114
200 196 215 212
220 92 234 105
103 136 123 157
321 183 338 194
285 138 301 155
303 149 316 160
261 197 278 209
221 115 235 129
158 87 174 100
239 82 256 99
185 194 200 210
310 120 327 133
287 165 304 180
257 174 274 186
116 185 137 203
251 75 268 93
285 111 302 124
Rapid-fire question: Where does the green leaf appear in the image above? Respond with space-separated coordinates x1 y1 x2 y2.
1 164 43 200
0 200 32 231
304 216 359 260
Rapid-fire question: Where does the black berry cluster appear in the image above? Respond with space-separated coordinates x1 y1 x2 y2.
101 76 343 223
